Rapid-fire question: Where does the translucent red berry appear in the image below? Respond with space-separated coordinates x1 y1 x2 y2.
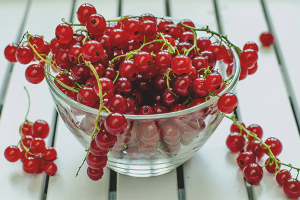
260 32 274 47
217 93 238 114
4 43 18 63
25 64 45 84
4 146 21 162
243 163 263 185
55 23 73 44
226 132 246 152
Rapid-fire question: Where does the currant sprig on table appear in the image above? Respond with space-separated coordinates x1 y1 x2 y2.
225 115 300 199
4 87 57 175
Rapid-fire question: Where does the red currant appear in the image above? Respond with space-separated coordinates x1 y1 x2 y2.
25 64 44 84
43 147 57 161
264 137 282 157
276 169 292 187
243 41 259 52
77 3 97 25
283 178 300 199
86 14 106 36
87 167 104 181
32 120 50 139
16 46 34 64
55 23 73 44
171 55 192 75
104 113 127 136
265 157 281 174
77 86 98 107
236 151 256 170
4 146 21 162
226 132 246 152
43 161 57 175
243 163 263 185
4 43 18 62
23 157 40 174
217 93 238 114
260 32 274 47
87 152 108 169
82 40 104 63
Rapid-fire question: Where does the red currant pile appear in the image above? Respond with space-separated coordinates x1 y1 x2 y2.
226 116 300 199
4 87 57 176
4 3 261 181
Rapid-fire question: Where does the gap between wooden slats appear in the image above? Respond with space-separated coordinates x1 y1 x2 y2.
116 1 179 200
45 1 118 200
217 0 300 199
169 1 249 199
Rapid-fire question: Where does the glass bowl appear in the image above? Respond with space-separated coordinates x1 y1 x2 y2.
45 17 240 177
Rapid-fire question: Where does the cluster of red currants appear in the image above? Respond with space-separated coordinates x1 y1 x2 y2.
4 117 57 175
226 118 300 199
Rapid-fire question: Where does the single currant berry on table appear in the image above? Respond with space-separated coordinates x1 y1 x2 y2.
265 157 281 174
217 93 238 114
87 167 104 181
276 169 292 187
283 178 300 199
86 14 106 36
264 137 283 157
23 157 40 174
43 161 57 176
82 40 104 63
104 113 127 136
226 132 246 153
55 23 73 44
16 46 34 64
4 146 21 162
77 3 97 25
260 31 274 47
32 119 50 139
236 151 256 170
4 43 19 63
243 163 263 185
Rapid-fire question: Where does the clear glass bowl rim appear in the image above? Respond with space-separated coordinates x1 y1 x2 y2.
44 16 241 120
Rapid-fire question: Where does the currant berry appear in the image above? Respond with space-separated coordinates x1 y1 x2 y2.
43 147 57 161
16 46 34 64
217 93 238 114
161 122 181 145
173 75 192 96
138 105 154 115
32 120 50 139
119 60 139 81
68 45 83 64
28 35 44 51
71 64 90 83
264 137 283 157
283 178 300 199
82 40 104 63
240 49 258 69
134 51 153 73
93 77 115 98
197 37 211 52
158 19 174 33
248 63 258 75
247 124 263 142
55 48 73 71
77 3 97 25
161 89 178 107
155 51 172 70
55 23 73 44
87 152 108 169
276 169 292 187
23 157 40 174
201 51 216 69
43 161 57 175
243 41 259 53
25 64 45 84
206 70 223 91
226 132 246 152
87 167 104 181
260 31 274 47
90 139 109 156
54 74 73 93
124 18 140 38
239 66 248 81
171 55 192 75
114 77 133 96
177 19 195 34
139 20 157 40
104 113 127 136
230 122 246 136
107 94 127 114
4 146 21 162
95 126 117 150
20 121 33 136
192 77 209 97
138 121 160 145
246 140 265 160
77 86 98 107
236 151 256 170
21 135 33 151
87 14 106 36
50 38 67 54
30 138 46 154
243 163 263 185
110 29 128 49
4 43 18 62
265 157 281 174
164 24 180 39
192 56 209 71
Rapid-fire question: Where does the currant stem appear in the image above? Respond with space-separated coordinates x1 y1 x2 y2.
62 18 85 26
113 71 119 84
103 106 112 114
178 23 242 55
164 69 172 90
185 29 198 56
46 72 79 92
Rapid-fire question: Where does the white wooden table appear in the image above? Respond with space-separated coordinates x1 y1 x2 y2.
1 0 300 199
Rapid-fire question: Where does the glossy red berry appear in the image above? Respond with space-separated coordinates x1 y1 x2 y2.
173 75 192 96
55 23 73 44
265 157 281 174
155 51 172 70
192 56 209 71
226 132 246 153
43 161 57 175
192 77 209 97
21 135 33 151
217 93 238 114
77 3 97 25
32 120 50 139
30 138 46 154
87 167 104 181
240 49 258 69
23 157 40 174
247 124 263 142
171 55 192 75
43 147 57 161
86 14 106 36
239 66 248 81
283 178 300 199
164 24 179 39
248 63 258 75
28 35 44 51
71 64 90 83
134 51 153 73
243 41 259 53
55 48 73 71
20 121 33 137
177 19 195 33
201 51 216 69
230 122 246 136
276 169 292 187
237 151 256 170
161 89 178 107
246 140 265 160
119 60 139 81
16 46 34 64
206 70 223 91
4 146 21 162
243 163 263 185
138 105 154 115
87 153 108 169
260 32 274 47
25 64 45 84
82 40 104 63
104 113 127 136
124 18 140 38
90 139 109 156
110 29 128 49
77 86 98 107
158 19 174 32
139 20 157 40
107 94 127 114
4 43 18 62
93 77 115 98
264 137 283 157
197 37 211 52
114 77 133 96
95 127 117 150
68 45 82 64
50 38 66 54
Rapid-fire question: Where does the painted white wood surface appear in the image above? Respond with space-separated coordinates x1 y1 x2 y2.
218 0 300 199
0 0 72 198
117 1 178 200
0 0 28 107
170 0 249 199
46 0 118 199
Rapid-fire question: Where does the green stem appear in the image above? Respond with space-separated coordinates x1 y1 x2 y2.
46 72 79 92
62 18 85 26
179 23 242 55
185 29 198 56
113 71 119 84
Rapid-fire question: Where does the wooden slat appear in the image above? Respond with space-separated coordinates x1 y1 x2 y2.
218 0 300 199
0 0 69 199
116 1 178 200
46 0 118 199
170 0 249 199
0 0 29 109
